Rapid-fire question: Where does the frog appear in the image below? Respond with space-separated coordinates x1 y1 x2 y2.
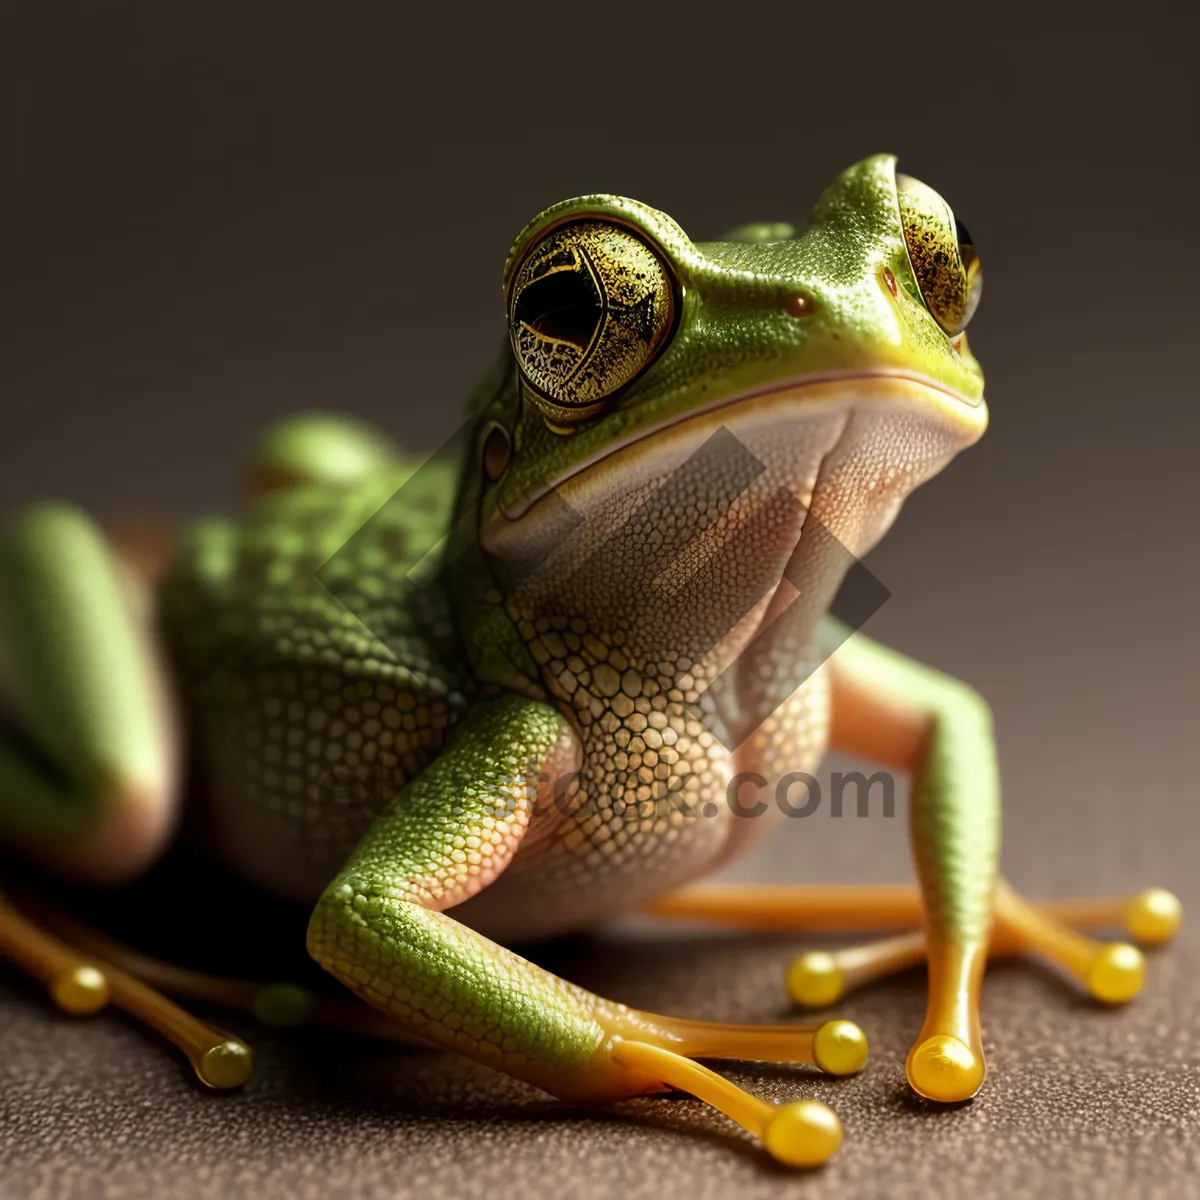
0 153 1181 1169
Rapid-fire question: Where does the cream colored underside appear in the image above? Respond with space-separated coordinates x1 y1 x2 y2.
461 376 983 940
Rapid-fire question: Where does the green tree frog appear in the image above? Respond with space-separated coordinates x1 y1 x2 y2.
0 154 1181 1169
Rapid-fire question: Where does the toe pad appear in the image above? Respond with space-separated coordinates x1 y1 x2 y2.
906 1034 985 1103
1125 889 1182 946
813 1019 868 1076
762 1099 843 1167
786 952 845 1008
1086 943 1144 1004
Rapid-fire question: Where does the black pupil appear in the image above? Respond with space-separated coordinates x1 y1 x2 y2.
953 214 976 257
514 268 601 350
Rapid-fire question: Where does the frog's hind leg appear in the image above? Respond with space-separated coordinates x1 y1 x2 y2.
246 412 406 496
0 505 255 1083
0 503 180 881
307 695 865 1168
5 883 431 1044
0 888 252 1087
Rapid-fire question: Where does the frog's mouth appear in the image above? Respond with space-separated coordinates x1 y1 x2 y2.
497 368 987 523
482 369 988 604
479 369 986 749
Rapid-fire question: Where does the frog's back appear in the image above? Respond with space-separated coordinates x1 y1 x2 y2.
162 459 473 899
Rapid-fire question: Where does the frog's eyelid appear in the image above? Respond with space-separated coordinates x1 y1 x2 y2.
504 197 712 295
505 199 795 315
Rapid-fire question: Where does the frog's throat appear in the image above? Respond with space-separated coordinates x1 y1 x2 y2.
481 371 984 669
499 370 987 521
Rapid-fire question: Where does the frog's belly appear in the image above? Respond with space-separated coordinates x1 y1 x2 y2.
452 667 831 942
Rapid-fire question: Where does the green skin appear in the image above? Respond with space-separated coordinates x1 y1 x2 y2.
0 155 1000 1106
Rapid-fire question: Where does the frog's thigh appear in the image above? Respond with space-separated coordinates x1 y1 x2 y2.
0 503 179 881
0 507 252 1084
306 695 864 1168
247 412 404 495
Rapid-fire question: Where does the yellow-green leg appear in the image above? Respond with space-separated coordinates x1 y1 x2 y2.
0 504 259 1084
307 695 866 1167
815 622 1179 1101
0 503 179 880
819 627 999 1101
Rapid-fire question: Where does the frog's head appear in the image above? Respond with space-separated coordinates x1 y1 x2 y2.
469 155 987 669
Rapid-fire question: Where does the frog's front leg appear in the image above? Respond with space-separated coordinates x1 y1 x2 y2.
822 626 1171 1102
307 694 866 1168
650 621 1181 1104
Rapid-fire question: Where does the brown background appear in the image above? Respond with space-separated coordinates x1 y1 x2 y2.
1 12 1198 1200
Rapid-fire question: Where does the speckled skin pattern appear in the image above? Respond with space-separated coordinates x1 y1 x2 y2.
305 696 624 1096
164 460 471 899
0 154 1004 1107
105 153 995 1100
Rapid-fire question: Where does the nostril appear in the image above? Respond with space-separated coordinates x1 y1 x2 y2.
781 291 816 318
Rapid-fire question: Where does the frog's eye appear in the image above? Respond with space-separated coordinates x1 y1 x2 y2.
507 219 676 422
896 174 982 337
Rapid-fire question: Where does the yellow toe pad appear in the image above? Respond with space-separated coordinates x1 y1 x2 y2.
51 965 110 1015
197 1039 254 1089
812 1019 868 1076
1125 889 1182 946
786 952 845 1008
1086 943 1144 1004
906 1034 985 1103
762 1099 843 1168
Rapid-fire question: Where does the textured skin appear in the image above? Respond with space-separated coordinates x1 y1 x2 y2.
486 156 984 524
828 629 999 944
145 154 990 938
0 154 1005 1111
162 458 471 898
464 384 976 943
305 696 629 1096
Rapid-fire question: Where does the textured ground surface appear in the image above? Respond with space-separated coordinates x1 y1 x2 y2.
5 18 1198 1200
2 755 1197 1200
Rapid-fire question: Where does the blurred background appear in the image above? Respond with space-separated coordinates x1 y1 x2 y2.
1 12 1197 1199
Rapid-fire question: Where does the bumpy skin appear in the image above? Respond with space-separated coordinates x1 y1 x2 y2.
7 154 1128 1157
156 155 987 936
304 696 625 1098
162 452 471 899
199 156 992 1100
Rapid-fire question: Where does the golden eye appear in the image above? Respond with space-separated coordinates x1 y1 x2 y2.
508 220 675 422
896 174 982 337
